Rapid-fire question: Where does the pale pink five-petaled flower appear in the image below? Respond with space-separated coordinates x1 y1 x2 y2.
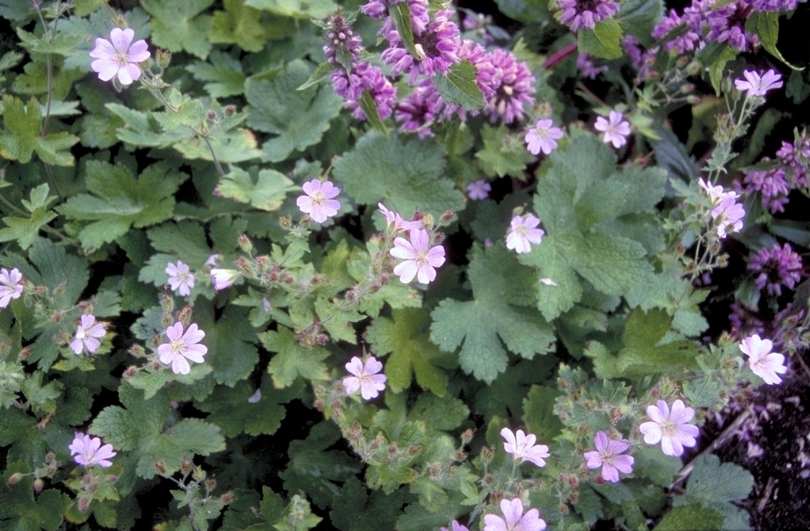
506 214 544 254
69 433 116 468
500 428 550 468
525 118 564 155
440 520 470 531
166 261 195 297
89 27 150 86
639 399 699 457
483 498 546 531
0 267 23 308
297 179 341 223
343 356 387 400
583 431 634 482
157 322 208 375
378 203 422 232
70 314 106 355
734 69 783 97
739 334 787 385
390 228 446 284
595 110 631 148
210 269 238 291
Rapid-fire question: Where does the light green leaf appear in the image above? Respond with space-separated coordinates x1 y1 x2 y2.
0 184 57 250
245 0 337 19
261 326 330 388
215 167 296 211
367 308 449 396
245 60 342 162
431 60 485 111
141 0 215 59
209 0 270 53
475 124 534 179
431 246 555 383
332 130 464 219
186 50 246 98
653 504 724 531
578 18 623 60
745 11 803 71
0 95 78 165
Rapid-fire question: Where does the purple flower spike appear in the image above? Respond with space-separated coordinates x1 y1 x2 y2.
481 49 535 124
557 0 620 32
748 243 802 297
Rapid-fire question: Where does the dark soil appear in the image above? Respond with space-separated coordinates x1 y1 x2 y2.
704 358 810 531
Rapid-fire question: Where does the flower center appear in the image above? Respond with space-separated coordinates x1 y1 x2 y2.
170 338 185 353
114 51 130 66
310 191 325 206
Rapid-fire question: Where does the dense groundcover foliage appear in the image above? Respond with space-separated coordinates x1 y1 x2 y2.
2 0 810 529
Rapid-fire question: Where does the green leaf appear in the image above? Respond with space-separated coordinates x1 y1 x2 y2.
141 0 215 59
431 246 555 383
0 184 57 250
245 0 337 19
616 0 664 46
746 11 803 71
281 422 362 508
653 504 724 531
0 463 72 531
431 60 485 111
519 135 664 320
186 51 246 99
196 304 261 387
215 167 296 211
16 27 84 55
686 454 754 504
199 378 302 437
92 385 225 482
245 60 342 162
261 326 330 388
0 95 79 165
209 0 270 53
330 477 408 531
583 309 700 380
58 161 185 251
475 124 534 178
367 308 449 396
522 385 564 440
408 393 469 431
388 1 419 59
332 130 464 218
578 18 623 60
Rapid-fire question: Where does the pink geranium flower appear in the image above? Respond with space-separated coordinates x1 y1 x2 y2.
525 118 564 155
739 334 787 385
210 269 238 291
296 179 341 223
343 356 387 400
639 400 700 457
583 431 634 482
595 110 631 148
441 521 470 531
734 69 783 97
390 228 446 284
500 428 550 467
70 314 106 355
483 498 546 531
378 203 422 232
166 261 195 297
0 267 23 308
506 214 544 254
157 322 208 375
89 27 150 86
69 433 116 468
